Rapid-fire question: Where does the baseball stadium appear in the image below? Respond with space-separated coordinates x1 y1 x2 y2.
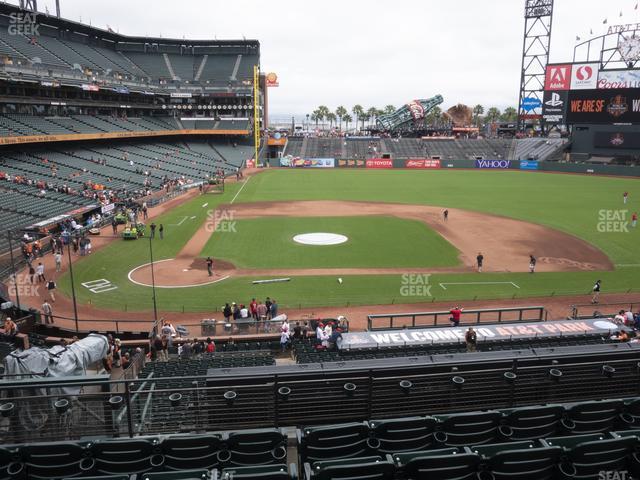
1 0 640 479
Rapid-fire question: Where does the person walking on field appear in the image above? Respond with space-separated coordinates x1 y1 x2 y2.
476 252 484 273
55 251 62 273
591 279 601 304
42 300 53 324
624 191 629 204
46 279 57 302
529 254 537 273
206 257 213 277
159 224 164 239
149 222 156 239
443 209 449 222
633 212 638 228
36 262 45 283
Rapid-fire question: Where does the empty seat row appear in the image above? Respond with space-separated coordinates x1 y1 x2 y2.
298 398 640 463
305 432 640 480
0 429 287 479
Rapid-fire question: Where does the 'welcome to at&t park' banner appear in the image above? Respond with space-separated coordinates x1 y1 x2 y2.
475 159 511 169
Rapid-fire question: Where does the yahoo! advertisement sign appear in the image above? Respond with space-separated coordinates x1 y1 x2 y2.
475 159 511 169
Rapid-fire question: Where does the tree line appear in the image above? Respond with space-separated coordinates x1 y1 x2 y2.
306 104 518 131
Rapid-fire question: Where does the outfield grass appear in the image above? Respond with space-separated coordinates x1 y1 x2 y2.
56 169 640 314
202 216 460 268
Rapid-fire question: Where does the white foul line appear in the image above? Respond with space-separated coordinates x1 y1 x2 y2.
439 281 520 290
230 176 250 204
168 216 188 227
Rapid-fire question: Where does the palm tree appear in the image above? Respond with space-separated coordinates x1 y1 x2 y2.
326 112 337 129
365 107 377 128
384 105 396 114
426 106 442 126
486 107 501 123
352 105 364 132
317 105 329 129
335 106 347 131
502 107 517 122
343 113 352 132
472 105 484 126
311 110 321 128
360 112 370 131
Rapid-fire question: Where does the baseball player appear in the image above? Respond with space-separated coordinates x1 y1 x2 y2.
476 252 484 273
529 255 537 273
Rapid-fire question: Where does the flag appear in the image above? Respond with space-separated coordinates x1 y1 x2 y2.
636 3 638 10
620 11 623 17
576 36 581 41
590 29 593 35
603 18 608 24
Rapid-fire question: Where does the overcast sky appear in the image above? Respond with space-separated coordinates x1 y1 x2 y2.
17 0 640 117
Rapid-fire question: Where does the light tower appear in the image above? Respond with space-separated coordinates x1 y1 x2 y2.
517 0 554 132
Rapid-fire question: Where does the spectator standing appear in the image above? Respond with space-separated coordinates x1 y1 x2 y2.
250 298 258 320
55 252 62 273
465 327 477 352
449 306 463 327
223 303 232 322
150 222 156 239
270 299 279 319
159 224 164 239
42 300 53 324
265 297 273 319
3 317 17 337
280 321 290 352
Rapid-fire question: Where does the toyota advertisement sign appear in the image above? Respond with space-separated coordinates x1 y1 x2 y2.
366 158 393 169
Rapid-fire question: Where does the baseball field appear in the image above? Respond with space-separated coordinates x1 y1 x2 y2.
56 169 639 314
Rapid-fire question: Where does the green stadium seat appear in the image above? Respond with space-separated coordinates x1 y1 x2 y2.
298 423 371 463
434 411 502 446
392 447 481 480
22 442 92 479
161 434 223 471
368 416 437 454
219 464 295 479
500 404 564 440
544 434 636 479
225 429 288 467
561 399 624 434
142 470 210 480
305 456 394 480
471 441 562 480
88 438 163 475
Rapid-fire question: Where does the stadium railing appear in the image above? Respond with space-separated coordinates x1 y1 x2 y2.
571 301 639 320
367 306 547 331
1 343 639 444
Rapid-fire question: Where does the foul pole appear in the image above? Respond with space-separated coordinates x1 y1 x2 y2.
253 65 260 166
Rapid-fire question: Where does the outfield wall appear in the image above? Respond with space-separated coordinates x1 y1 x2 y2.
275 157 640 177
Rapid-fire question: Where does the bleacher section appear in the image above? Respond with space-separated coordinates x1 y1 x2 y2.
0 138 246 254
284 137 564 162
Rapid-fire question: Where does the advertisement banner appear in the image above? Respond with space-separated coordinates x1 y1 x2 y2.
366 158 393 169
598 69 640 89
407 100 425 120
544 64 572 91
475 159 511 169
81 84 99 92
542 90 568 124
337 159 366 168
113 86 130 94
170 92 192 98
101 203 115 215
265 72 279 87
594 132 640 149
570 63 599 90
338 318 621 350
520 160 539 170
566 88 640 124
280 156 334 168
405 159 441 169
